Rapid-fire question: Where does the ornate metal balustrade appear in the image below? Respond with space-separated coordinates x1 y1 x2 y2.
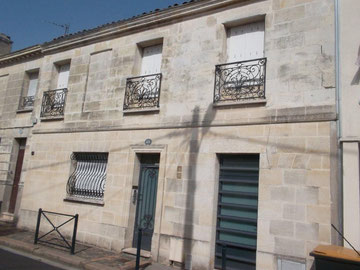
19 95 35 109
123 73 162 110
214 58 267 103
40 88 67 118
66 152 108 200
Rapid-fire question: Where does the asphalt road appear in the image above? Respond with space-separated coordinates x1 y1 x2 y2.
0 247 67 270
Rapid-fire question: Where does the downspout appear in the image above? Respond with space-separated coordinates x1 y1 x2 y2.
334 0 343 245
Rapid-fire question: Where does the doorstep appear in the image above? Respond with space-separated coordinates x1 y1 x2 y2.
122 248 152 259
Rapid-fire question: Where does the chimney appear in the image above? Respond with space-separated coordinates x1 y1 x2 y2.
0 33 13 55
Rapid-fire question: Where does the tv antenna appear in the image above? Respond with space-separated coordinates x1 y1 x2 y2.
44 21 70 35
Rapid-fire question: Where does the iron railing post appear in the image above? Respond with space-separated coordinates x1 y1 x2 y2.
222 244 227 270
135 228 143 270
34 208 42 244
71 214 79 254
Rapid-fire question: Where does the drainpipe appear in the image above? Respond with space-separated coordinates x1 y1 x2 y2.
334 0 343 245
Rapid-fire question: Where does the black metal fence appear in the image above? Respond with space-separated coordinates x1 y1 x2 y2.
214 58 266 103
40 88 67 118
34 208 79 254
123 73 162 110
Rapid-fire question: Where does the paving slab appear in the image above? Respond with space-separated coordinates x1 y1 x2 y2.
0 222 152 270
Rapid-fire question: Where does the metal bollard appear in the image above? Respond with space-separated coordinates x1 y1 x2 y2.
71 214 79 254
135 228 143 270
34 208 42 244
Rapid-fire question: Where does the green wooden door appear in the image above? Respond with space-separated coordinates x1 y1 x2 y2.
133 157 159 251
215 155 259 270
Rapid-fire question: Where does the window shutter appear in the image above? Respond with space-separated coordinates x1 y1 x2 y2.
57 63 70 89
227 21 264 62
27 73 38 97
215 154 259 270
141 44 163 75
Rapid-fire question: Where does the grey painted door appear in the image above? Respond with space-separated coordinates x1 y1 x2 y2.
133 162 159 251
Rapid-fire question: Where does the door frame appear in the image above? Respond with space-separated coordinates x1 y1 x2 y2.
125 145 167 260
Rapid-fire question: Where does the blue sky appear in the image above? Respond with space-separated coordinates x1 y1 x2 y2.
1 0 181 52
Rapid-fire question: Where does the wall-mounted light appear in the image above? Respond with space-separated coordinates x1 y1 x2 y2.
145 139 152 145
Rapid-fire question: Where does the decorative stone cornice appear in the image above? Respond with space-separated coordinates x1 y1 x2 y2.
0 45 42 67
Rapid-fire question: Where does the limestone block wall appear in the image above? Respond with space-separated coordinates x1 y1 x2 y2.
0 57 41 214
18 120 335 270
0 0 339 269
19 0 335 135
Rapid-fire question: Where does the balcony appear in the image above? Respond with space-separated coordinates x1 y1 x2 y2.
123 73 162 111
40 88 68 119
214 58 267 104
18 96 35 111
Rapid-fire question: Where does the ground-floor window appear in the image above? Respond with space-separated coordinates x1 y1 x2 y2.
66 152 108 200
215 154 259 270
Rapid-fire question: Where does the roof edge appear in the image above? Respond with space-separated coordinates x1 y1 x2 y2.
0 0 248 66
0 45 42 66
41 0 245 53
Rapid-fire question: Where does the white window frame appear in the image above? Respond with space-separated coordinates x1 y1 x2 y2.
227 21 265 63
56 63 70 89
141 44 163 76
27 72 39 97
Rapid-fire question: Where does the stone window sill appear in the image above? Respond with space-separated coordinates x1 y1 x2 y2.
40 116 64 121
213 99 267 108
123 107 160 114
17 108 33 113
64 196 104 206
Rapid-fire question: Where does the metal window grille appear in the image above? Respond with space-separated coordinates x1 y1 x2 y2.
66 152 108 200
214 58 266 103
123 73 162 110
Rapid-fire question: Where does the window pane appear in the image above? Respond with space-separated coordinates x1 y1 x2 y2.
27 72 38 97
57 63 70 89
141 44 163 75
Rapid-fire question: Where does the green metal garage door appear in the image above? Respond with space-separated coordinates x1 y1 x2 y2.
215 154 259 270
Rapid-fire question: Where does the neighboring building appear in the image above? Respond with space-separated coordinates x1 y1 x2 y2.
339 0 360 252
0 0 342 269
0 34 12 55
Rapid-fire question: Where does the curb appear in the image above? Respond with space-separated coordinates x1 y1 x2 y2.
0 236 150 270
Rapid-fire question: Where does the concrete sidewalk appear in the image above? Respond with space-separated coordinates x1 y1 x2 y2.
0 222 173 270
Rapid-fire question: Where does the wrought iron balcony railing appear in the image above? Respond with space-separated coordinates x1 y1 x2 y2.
66 152 108 200
19 95 35 110
40 88 67 118
123 73 162 110
214 58 267 103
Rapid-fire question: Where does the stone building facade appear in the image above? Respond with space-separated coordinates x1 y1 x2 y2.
0 0 341 269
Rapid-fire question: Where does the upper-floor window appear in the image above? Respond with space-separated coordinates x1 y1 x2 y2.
123 44 163 111
214 21 266 104
57 63 70 89
227 21 264 62
19 70 39 110
40 62 70 119
141 44 163 75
